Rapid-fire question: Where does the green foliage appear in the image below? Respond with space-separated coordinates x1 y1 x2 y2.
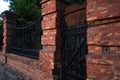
9 0 41 25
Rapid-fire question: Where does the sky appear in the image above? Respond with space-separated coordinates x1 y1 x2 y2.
0 0 9 14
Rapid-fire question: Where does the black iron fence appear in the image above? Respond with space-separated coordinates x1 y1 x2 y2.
11 17 42 59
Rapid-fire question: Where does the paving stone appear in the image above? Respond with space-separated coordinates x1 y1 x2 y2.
0 63 20 80
0 75 6 79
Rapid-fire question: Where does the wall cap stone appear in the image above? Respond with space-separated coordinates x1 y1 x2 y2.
1 10 18 19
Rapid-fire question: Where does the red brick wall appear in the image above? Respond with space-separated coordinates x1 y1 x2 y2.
6 54 42 80
87 0 120 80
0 0 120 80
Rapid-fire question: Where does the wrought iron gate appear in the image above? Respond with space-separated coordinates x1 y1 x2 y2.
61 18 87 80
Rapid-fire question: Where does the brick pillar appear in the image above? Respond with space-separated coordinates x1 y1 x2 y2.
40 0 68 80
86 0 120 80
1 11 17 54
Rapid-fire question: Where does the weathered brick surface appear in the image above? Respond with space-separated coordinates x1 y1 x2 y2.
87 54 120 80
41 0 56 16
87 22 120 46
43 29 57 35
88 45 102 53
39 50 54 73
41 13 57 30
6 54 50 80
87 0 120 80
41 34 56 45
87 0 120 21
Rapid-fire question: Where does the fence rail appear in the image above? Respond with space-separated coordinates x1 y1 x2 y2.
11 47 39 59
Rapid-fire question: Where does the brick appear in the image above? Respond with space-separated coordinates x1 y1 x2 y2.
42 13 57 30
100 10 108 14
106 55 120 61
88 45 102 53
43 29 57 35
41 34 56 45
87 63 113 79
90 55 103 59
87 16 97 21
42 46 56 51
41 0 56 16
110 47 118 52
39 50 54 73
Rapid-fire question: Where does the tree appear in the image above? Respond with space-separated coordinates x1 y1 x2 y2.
5 0 41 25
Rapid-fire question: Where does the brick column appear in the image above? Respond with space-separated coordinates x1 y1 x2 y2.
40 0 68 80
86 0 120 80
1 11 17 54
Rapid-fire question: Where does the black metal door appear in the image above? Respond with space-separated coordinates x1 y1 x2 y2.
61 19 87 80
